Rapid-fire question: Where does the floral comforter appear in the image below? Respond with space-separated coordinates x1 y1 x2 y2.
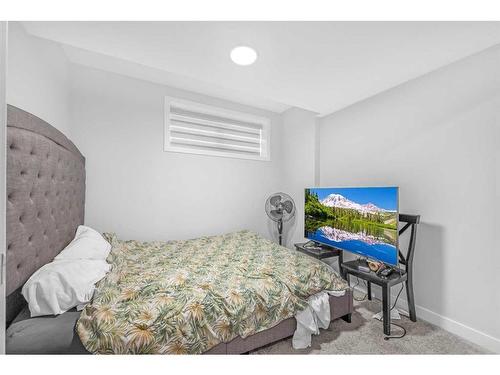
76 230 348 354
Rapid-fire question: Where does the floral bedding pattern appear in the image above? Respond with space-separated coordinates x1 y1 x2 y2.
76 230 349 354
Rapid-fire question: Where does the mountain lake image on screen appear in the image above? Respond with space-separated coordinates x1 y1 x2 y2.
304 187 399 265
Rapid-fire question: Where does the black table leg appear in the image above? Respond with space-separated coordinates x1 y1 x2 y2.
341 313 352 323
367 281 372 300
338 252 348 281
382 285 391 335
406 278 417 322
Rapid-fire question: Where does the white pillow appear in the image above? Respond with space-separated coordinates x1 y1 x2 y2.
55 225 111 261
22 259 111 317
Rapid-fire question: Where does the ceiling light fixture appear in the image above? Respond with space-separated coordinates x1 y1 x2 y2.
230 46 257 66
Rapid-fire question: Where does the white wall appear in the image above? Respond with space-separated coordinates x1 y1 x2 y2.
319 45 500 353
69 64 283 242
280 107 318 247
0 21 8 355
6 22 70 135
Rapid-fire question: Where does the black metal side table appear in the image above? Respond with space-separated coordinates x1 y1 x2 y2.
340 213 420 336
294 242 343 271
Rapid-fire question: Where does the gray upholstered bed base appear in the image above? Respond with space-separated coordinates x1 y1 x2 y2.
5 105 353 354
206 291 353 354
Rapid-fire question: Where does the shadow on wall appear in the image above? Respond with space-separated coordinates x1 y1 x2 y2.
264 210 297 248
409 222 445 317
264 207 279 245
343 219 445 321
376 220 445 317
282 209 297 248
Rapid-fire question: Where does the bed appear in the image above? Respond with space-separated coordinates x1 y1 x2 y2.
5 105 353 354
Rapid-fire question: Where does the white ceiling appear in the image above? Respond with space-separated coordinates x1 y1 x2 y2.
22 21 500 116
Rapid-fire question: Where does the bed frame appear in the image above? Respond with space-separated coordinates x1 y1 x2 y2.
5 105 353 354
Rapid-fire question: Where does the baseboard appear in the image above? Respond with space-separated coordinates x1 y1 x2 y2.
350 283 500 353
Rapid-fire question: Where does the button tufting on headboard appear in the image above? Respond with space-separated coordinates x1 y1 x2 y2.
6 105 86 325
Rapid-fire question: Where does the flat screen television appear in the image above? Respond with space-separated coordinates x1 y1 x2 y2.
304 187 399 266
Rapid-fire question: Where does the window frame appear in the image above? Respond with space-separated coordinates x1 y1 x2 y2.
164 96 271 161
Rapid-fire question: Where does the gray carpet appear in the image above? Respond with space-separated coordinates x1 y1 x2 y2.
252 299 489 354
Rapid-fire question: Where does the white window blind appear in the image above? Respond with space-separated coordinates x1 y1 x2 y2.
164 97 271 161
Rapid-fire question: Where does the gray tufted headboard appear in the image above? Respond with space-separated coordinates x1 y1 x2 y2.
6 105 86 325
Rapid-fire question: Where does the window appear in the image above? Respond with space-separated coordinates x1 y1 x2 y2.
164 97 271 161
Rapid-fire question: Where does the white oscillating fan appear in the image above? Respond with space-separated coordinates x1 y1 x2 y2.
265 192 296 245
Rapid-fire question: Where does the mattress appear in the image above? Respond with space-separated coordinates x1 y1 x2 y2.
77 230 349 354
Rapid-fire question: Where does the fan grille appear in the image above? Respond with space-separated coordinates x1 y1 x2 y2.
265 192 296 223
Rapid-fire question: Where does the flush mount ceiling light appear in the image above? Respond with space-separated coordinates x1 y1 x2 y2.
230 46 258 66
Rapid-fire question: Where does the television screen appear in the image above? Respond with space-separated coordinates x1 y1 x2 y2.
304 187 399 265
